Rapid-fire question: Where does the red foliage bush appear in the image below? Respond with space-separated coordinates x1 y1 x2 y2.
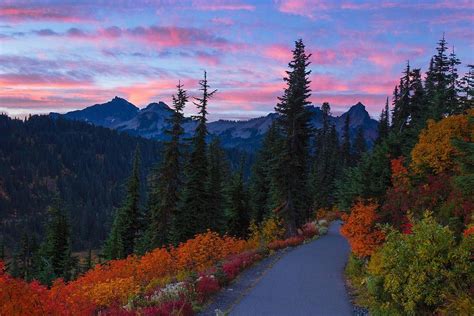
341 200 385 258
101 306 137 315
300 222 318 239
142 299 193 316
464 226 474 237
222 252 261 281
268 236 304 250
195 275 220 303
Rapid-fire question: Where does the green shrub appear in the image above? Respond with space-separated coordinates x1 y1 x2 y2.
367 212 473 315
319 226 328 235
345 254 372 307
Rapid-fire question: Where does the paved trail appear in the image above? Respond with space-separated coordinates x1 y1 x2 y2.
231 221 352 316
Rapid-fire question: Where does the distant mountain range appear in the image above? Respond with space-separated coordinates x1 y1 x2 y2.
52 97 379 151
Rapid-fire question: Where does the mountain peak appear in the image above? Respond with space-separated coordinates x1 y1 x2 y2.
348 102 368 115
108 96 137 107
144 101 171 112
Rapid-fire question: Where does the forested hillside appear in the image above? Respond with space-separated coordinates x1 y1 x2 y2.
0 115 162 249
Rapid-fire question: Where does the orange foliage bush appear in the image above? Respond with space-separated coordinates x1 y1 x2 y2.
411 109 474 175
0 261 96 316
341 200 385 258
0 226 299 314
316 206 340 222
173 230 251 273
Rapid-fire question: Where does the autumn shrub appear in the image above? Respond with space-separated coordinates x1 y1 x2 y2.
300 222 318 239
142 299 193 316
0 274 49 316
464 225 474 237
173 230 249 273
195 275 220 303
138 247 175 283
248 216 286 248
344 254 371 308
318 226 328 235
367 212 474 315
0 228 268 314
340 200 385 258
101 306 137 315
221 251 261 281
267 236 304 250
411 109 474 175
316 206 341 222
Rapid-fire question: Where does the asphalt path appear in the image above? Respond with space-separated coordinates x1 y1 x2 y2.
230 221 352 316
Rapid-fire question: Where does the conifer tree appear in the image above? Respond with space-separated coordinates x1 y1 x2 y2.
458 65 474 111
426 35 452 119
341 114 351 168
311 102 340 210
207 137 229 233
353 127 367 164
447 46 461 114
82 248 93 273
408 68 425 129
392 61 411 133
103 147 141 259
174 71 216 242
274 39 312 235
225 160 250 238
377 97 390 144
249 123 284 223
37 197 74 283
142 82 187 251
18 233 37 281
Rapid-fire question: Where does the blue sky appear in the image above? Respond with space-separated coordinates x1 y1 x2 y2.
0 0 472 120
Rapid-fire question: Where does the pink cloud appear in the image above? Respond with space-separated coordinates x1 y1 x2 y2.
311 74 349 92
192 0 255 11
116 78 199 106
34 25 243 52
0 73 92 88
214 82 284 107
0 4 94 22
263 44 293 61
275 0 330 19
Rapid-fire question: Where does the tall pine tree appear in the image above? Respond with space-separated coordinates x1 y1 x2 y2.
311 103 340 212
352 127 367 164
392 61 411 133
141 82 188 251
458 64 474 111
376 97 390 144
207 137 229 234
274 39 312 236
225 159 250 238
174 71 216 242
249 123 284 223
37 197 74 284
103 147 141 259
425 35 451 119
341 114 351 168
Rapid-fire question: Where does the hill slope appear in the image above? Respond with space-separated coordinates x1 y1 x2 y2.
0 114 162 249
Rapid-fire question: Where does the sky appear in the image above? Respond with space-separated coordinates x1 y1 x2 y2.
0 0 473 121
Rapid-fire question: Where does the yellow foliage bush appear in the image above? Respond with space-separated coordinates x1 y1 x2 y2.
89 276 139 306
248 216 285 247
411 109 474 174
